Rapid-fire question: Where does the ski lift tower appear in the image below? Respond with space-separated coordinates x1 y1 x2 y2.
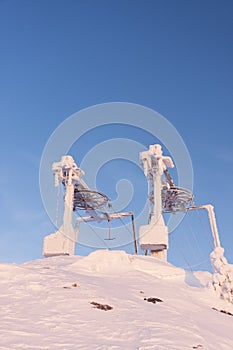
139 143 224 264
139 144 175 261
43 155 138 257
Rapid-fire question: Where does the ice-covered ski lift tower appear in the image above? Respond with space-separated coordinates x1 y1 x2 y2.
139 144 221 261
139 144 175 261
43 156 137 257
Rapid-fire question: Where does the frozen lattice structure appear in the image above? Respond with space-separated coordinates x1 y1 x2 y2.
209 247 233 304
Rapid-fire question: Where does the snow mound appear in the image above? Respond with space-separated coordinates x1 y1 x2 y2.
70 250 187 280
70 249 134 274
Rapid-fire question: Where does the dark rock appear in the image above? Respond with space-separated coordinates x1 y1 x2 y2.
144 297 163 304
90 302 113 311
212 307 233 316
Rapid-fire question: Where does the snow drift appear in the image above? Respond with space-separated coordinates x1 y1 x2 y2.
1 250 233 350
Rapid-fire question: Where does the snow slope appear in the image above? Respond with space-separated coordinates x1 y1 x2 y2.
1 250 233 350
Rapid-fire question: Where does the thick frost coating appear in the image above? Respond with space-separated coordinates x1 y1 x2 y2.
209 247 233 303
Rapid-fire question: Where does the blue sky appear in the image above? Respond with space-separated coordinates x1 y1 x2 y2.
0 0 232 270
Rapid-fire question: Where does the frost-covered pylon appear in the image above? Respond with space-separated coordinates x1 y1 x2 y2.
139 144 174 261
43 155 138 257
139 144 194 261
43 156 81 256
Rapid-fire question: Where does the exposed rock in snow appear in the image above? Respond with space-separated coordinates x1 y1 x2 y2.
90 301 113 311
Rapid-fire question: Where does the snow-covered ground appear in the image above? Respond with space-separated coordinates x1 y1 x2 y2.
1 250 233 350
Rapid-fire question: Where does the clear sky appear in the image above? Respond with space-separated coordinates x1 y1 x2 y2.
0 0 232 271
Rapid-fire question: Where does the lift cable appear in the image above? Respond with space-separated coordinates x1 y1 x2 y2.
108 202 135 241
186 213 205 259
174 242 194 273
74 209 110 249
172 208 215 271
195 209 214 249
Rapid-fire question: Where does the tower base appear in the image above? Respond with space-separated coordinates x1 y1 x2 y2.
43 226 77 257
139 222 168 261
